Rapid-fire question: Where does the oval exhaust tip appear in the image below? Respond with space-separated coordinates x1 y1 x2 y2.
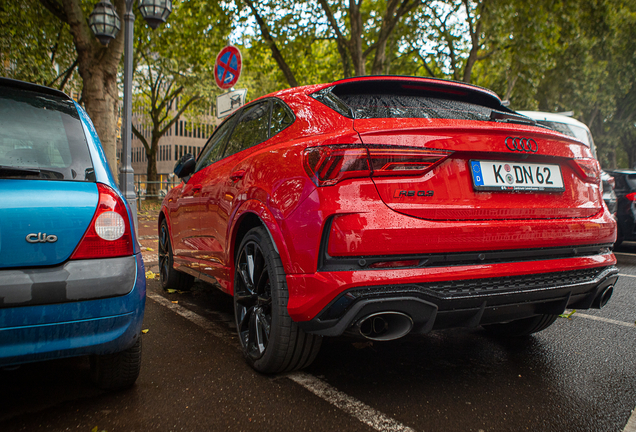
357 312 413 341
593 285 614 309
599 285 614 308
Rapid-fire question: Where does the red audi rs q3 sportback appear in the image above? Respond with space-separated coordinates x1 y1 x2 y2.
159 76 617 373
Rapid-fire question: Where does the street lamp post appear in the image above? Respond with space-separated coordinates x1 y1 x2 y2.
89 0 172 238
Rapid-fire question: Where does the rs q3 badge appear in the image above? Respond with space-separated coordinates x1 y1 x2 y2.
26 232 58 243
394 190 434 198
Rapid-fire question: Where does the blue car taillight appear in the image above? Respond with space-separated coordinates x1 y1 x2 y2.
70 183 134 259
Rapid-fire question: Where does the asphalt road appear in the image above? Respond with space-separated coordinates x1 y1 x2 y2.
1 244 635 432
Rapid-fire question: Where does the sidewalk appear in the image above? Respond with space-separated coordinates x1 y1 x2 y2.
136 201 160 273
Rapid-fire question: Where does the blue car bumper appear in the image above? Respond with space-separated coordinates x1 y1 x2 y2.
0 254 145 366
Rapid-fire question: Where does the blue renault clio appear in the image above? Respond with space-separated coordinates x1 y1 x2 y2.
0 78 145 389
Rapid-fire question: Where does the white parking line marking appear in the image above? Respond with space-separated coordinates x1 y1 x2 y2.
147 292 226 339
614 252 636 257
288 372 416 432
618 273 636 278
572 312 635 328
148 291 416 432
625 408 636 432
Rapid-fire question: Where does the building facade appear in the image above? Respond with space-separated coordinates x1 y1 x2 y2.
116 102 218 197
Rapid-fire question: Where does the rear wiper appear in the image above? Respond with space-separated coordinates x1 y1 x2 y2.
490 110 537 126
0 165 43 178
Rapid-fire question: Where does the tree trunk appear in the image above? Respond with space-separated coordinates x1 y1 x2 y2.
317 0 352 78
348 0 365 76
461 0 485 83
42 0 126 183
244 0 298 87
80 64 121 180
146 137 158 197
371 0 422 75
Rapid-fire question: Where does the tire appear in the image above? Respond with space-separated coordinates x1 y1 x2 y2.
233 227 322 373
482 314 559 337
159 219 194 291
90 337 142 390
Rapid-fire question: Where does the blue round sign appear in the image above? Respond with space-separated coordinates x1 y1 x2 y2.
215 46 242 90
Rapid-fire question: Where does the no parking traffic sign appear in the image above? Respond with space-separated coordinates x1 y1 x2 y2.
214 46 242 90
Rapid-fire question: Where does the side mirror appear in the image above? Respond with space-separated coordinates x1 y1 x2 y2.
174 153 196 179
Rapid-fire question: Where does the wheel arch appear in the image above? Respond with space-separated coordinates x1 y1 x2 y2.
230 200 292 276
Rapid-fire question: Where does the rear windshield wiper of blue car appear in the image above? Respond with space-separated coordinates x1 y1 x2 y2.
0 165 45 179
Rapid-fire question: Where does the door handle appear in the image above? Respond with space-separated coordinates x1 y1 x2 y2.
230 170 246 182
192 184 202 193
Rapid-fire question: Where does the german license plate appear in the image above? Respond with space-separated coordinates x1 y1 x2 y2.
470 160 565 192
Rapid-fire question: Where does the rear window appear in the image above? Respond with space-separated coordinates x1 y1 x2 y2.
336 94 494 120
312 80 510 121
0 85 94 181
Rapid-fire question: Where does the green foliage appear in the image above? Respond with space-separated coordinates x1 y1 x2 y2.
3 0 634 169
0 0 78 93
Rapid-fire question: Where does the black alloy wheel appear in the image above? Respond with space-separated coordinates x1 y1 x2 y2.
159 219 194 291
233 227 321 373
234 237 272 361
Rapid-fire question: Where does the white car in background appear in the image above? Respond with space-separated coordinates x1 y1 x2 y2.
517 111 617 215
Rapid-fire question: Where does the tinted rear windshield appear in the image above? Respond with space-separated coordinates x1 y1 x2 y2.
312 80 514 122
0 85 94 181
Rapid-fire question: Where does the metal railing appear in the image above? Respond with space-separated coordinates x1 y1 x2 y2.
134 174 180 208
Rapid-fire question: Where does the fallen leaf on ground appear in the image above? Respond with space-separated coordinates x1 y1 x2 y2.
142 329 149 334
559 309 576 319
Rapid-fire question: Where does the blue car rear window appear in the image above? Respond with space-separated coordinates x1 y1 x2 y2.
0 86 94 181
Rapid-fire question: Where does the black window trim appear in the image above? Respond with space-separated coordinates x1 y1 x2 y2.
192 97 297 176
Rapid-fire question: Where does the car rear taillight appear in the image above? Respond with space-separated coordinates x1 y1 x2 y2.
71 183 133 259
570 158 601 183
303 146 371 186
367 147 451 178
303 145 452 186
626 192 636 202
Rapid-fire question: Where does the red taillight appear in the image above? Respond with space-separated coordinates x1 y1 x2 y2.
626 192 636 202
367 147 451 178
303 146 370 186
71 183 134 259
570 158 601 183
303 145 452 187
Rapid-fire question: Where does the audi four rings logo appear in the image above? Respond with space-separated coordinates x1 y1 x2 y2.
505 137 538 153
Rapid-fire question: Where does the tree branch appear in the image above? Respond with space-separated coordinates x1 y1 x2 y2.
243 0 298 87
39 0 67 22
159 95 201 137
132 124 149 153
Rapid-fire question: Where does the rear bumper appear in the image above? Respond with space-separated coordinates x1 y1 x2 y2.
288 254 618 336
0 254 145 366
0 255 137 308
